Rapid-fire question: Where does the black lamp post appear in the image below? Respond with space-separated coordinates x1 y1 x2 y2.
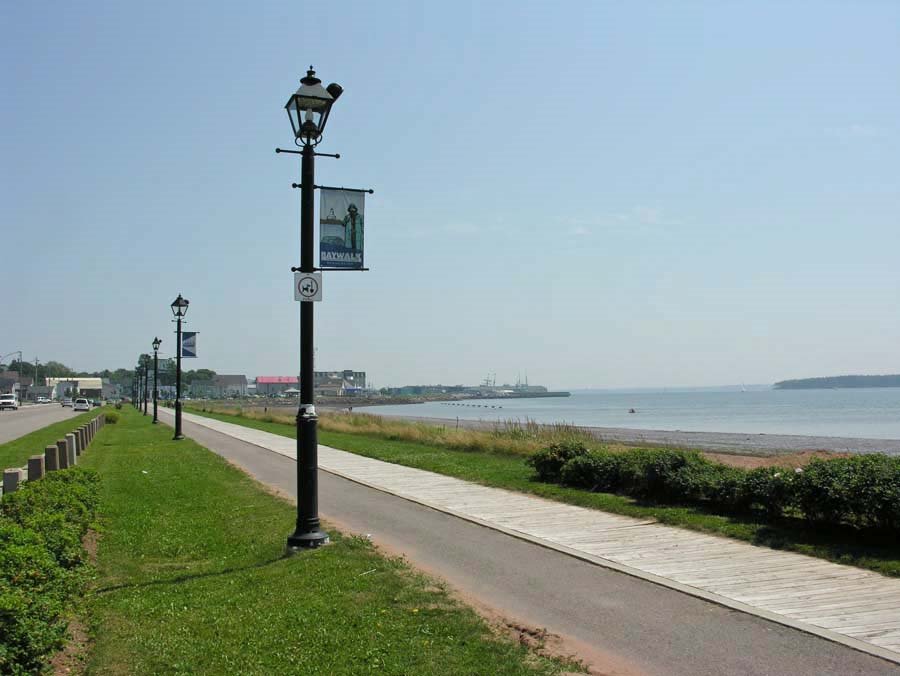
152 337 161 424
283 67 342 551
171 294 189 440
143 361 150 415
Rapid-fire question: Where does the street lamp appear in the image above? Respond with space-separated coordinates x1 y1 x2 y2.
143 359 149 416
152 337 161 424
283 67 342 551
171 294 189 440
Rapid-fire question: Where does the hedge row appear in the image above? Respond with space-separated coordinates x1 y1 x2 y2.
0 468 101 674
527 442 900 532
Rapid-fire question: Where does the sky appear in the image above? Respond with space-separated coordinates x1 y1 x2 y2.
2 1 899 389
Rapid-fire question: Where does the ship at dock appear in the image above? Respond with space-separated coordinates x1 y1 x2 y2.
472 373 570 399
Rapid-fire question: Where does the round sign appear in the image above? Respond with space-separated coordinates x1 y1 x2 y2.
297 276 319 299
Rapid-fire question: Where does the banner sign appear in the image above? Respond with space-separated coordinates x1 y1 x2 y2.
181 332 197 358
320 189 365 269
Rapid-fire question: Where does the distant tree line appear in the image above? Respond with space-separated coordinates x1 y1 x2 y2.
774 375 900 389
1 358 215 388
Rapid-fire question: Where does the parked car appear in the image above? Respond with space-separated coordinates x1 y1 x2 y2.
73 398 91 412
92 400 102 407
61 398 74 407
0 394 19 411
36 397 51 404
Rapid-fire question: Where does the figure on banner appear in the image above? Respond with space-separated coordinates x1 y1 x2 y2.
342 203 364 251
319 188 366 269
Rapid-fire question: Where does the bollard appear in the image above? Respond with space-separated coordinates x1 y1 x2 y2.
28 455 45 481
57 439 70 469
67 433 79 457
45 445 59 472
67 440 76 466
79 427 86 450
3 469 23 495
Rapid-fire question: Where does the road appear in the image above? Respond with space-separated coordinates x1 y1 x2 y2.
0 404 78 445
163 415 897 676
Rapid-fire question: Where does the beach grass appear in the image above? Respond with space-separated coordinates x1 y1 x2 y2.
185 406 900 577
77 406 581 675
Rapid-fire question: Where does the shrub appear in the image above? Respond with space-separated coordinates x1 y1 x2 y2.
616 449 710 502
0 468 99 673
527 441 590 482
738 467 798 519
105 410 120 423
795 455 900 531
560 451 623 491
0 518 72 674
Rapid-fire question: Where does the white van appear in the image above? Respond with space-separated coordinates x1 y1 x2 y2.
0 393 19 411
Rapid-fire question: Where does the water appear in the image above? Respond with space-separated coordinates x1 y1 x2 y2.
363 388 900 440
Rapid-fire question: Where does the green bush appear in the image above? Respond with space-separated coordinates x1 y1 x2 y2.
738 466 798 518
795 455 900 531
0 468 100 673
616 449 709 502
526 441 590 483
560 451 623 491
104 410 120 424
0 519 72 674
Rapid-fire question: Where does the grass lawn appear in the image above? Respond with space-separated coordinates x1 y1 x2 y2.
0 409 101 469
78 407 579 675
185 407 900 578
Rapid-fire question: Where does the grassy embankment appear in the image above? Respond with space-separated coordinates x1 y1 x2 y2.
187 405 900 577
0 409 101 468
76 406 579 675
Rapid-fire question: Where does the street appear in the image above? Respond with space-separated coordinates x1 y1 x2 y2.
0 404 79 445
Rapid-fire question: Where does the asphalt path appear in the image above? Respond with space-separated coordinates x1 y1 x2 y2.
160 416 899 676
0 403 79 445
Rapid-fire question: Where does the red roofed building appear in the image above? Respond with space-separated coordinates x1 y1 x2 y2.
255 376 298 396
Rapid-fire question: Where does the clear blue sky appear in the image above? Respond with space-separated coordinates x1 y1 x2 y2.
3 1 898 389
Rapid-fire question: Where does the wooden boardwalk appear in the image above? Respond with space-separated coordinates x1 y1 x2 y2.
172 409 900 664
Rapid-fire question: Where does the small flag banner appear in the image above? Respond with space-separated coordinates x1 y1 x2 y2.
181 332 197 358
320 188 365 269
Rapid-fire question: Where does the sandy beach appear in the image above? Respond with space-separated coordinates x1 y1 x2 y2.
368 412 900 457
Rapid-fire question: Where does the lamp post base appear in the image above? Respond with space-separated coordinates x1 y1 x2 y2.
286 530 330 552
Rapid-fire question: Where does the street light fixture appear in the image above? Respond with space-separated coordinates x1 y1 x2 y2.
171 294 189 440
152 337 161 424
285 67 343 145
283 67 342 552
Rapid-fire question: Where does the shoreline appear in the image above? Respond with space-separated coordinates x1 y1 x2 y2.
364 412 900 457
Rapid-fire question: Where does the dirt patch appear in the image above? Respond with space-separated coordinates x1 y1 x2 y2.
50 617 90 676
82 530 99 565
702 449 851 470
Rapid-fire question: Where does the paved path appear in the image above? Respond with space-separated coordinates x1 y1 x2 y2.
0 404 78 445
160 408 900 668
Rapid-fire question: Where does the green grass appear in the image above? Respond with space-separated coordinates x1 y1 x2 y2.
78 406 579 675
0 408 102 469
186 407 900 578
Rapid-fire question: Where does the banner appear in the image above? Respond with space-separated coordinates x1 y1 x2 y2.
320 189 365 269
181 332 197 358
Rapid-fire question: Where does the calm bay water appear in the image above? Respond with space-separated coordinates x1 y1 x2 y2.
364 388 900 440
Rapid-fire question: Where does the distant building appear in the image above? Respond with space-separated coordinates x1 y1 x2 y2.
213 374 248 397
255 376 298 396
46 377 102 399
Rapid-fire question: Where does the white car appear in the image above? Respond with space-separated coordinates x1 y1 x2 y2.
73 398 91 412
0 393 19 411
36 397 51 404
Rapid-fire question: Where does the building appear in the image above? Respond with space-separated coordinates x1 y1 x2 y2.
314 370 366 391
212 374 248 397
255 376 298 396
46 377 102 399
